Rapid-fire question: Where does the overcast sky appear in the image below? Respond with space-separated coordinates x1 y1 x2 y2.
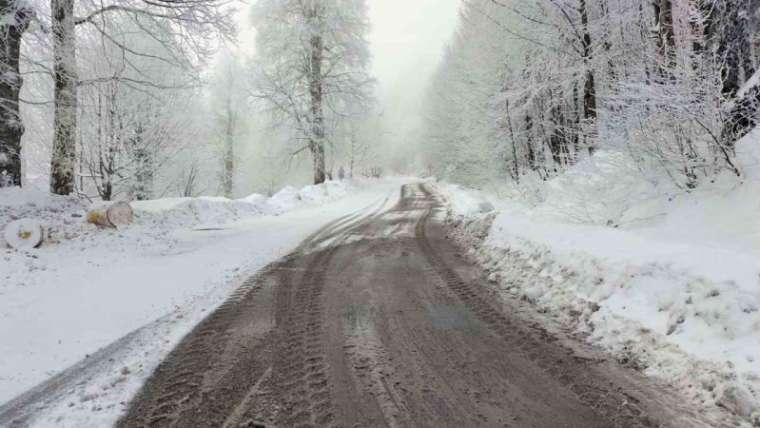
367 0 461 142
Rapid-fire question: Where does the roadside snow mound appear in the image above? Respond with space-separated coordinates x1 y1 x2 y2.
267 186 301 212
132 197 267 230
1 181 352 247
256 181 349 215
533 151 661 226
298 184 328 204
239 193 267 206
436 131 760 424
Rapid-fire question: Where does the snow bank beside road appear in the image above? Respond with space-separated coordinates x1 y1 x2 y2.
0 181 352 249
131 180 350 230
436 132 760 424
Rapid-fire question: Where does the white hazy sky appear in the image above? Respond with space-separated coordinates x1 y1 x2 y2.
367 0 461 142
368 0 461 100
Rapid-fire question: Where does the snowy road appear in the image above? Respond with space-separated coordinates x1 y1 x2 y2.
113 184 730 428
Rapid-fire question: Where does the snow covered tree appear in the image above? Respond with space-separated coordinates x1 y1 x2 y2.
0 0 32 187
71 13 210 201
700 0 760 149
250 0 374 185
49 0 78 195
421 0 746 191
210 54 247 198
47 0 235 195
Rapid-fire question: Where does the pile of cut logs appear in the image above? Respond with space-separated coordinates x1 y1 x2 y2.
3 201 133 250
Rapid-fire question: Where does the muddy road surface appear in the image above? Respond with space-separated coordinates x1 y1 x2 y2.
118 184 730 428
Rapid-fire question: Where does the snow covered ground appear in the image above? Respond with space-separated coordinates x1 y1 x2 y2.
437 130 760 424
0 178 407 426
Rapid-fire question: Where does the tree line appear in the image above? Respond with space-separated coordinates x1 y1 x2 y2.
0 0 375 199
422 0 760 190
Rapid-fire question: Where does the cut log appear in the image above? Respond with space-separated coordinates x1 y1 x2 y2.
3 218 44 250
87 201 134 228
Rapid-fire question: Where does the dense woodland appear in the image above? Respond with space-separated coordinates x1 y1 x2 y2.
422 0 760 192
0 0 758 201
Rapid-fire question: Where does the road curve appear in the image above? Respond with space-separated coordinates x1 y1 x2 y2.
117 183 733 428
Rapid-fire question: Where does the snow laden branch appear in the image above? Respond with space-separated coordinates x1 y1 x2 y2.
421 0 759 191
249 0 375 185
43 0 236 195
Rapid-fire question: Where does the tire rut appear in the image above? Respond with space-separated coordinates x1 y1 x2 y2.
413 186 653 427
259 195 392 427
118 194 393 428
268 248 338 428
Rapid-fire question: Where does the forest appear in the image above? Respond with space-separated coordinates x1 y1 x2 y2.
0 0 380 200
422 0 759 193
0 0 757 210
0 0 760 204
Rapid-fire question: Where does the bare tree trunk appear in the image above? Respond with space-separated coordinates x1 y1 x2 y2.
0 4 31 187
599 0 616 82
308 3 326 185
50 0 78 195
702 0 760 151
655 0 676 75
131 123 153 200
571 82 581 162
654 0 697 187
579 0 598 155
222 85 236 197
547 93 565 167
505 100 519 183
524 114 539 175
223 133 234 197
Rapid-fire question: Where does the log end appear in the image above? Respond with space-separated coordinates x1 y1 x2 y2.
3 218 44 250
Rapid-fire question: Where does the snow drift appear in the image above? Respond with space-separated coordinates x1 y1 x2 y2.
0 180 351 249
437 130 760 424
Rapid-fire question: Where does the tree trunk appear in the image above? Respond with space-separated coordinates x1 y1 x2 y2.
599 0 616 82
221 90 235 197
132 123 153 200
504 100 519 183
721 76 760 149
308 4 326 185
223 133 234 197
572 82 581 162
50 0 78 195
702 0 760 150
0 4 31 187
655 0 677 76
579 0 598 155
525 114 537 172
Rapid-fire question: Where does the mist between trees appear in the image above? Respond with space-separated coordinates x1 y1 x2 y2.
420 0 760 193
0 0 758 201
0 0 382 200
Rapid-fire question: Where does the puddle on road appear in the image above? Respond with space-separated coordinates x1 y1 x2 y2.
426 304 479 333
343 303 372 333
